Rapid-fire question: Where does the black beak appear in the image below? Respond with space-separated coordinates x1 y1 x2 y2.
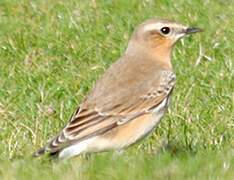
186 28 203 34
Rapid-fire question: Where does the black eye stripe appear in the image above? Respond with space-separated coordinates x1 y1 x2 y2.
161 27 170 34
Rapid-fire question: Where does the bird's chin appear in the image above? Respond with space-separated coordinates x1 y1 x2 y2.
172 34 186 44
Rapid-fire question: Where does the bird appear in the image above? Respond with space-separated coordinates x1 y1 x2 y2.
34 18 202 160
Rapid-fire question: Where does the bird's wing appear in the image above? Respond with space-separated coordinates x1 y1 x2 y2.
39 70 176 154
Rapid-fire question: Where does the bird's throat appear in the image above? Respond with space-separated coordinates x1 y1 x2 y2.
149 46 173 70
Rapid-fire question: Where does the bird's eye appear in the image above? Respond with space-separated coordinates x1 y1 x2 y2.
160 27 170 35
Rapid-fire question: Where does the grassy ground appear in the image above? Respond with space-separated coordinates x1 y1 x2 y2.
0 0 233 179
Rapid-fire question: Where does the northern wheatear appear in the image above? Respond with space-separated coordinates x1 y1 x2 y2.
34 18 202 160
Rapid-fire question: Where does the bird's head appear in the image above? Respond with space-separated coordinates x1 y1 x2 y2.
126 19 203 58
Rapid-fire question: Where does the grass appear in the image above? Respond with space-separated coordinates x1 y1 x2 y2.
0 0 233 179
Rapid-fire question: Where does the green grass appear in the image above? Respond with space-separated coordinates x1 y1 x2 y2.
0 0 233 179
